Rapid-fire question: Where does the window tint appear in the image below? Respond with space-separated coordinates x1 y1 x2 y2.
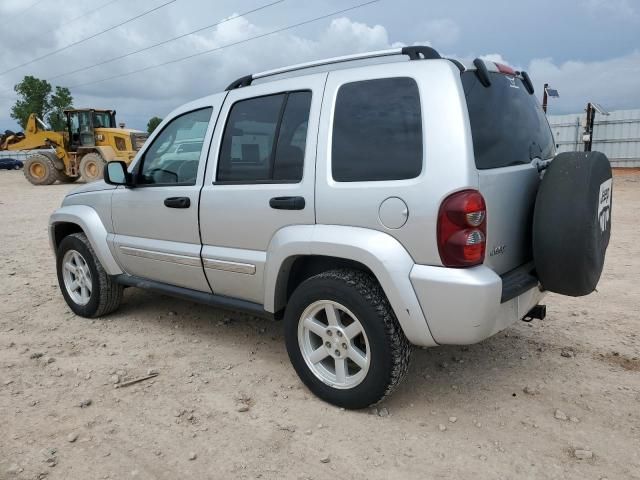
462 72 555 169
332 77 422 182
217 91 311 183
138 108 212 185
273 92 311 181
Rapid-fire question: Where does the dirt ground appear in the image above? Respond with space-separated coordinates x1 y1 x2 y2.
0 169 638 480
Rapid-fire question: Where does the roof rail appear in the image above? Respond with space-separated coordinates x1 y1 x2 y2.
225 45 441 90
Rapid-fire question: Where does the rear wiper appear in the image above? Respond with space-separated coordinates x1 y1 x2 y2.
529 141 543 160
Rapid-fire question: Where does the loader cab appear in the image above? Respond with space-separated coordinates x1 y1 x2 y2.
65 109 117 151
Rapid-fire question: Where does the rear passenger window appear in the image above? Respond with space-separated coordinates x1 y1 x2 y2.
217 91 312 183
332 77 422 182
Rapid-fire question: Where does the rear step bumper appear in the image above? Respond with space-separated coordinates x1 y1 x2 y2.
500 262 539 303
410 264 544 345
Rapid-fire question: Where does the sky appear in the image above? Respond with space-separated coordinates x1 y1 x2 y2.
0 0 639 131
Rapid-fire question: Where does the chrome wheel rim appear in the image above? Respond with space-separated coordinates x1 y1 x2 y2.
298 300 370 389
62 249 92 306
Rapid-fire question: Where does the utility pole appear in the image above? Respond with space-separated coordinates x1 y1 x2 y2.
583 102 610 152
584 103 594 152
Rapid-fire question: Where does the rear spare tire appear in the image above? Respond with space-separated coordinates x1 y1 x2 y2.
533 151 612 296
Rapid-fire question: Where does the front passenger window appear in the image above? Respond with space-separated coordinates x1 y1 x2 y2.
138 108 212 185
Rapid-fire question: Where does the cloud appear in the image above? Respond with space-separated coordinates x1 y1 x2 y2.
0 11 402 130
318 17 389 54
527 51 640 114
448 50 640 115
479 53 513 67
422 18 460 46
0 1 638 130
584 0 639 21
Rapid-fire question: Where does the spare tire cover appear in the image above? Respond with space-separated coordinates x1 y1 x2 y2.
533 151 612 297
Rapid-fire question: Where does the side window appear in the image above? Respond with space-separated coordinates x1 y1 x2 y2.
273 92 311 181
216 91 312 183
138 108 212 186
332 77 422 182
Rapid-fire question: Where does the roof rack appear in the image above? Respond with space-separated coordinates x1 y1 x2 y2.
226 45 441 90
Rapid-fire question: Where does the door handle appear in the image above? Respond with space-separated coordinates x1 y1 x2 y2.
269 196 305 210
164 196 191 208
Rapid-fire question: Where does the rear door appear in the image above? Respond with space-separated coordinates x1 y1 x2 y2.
462 69 556 274
198 74 324 304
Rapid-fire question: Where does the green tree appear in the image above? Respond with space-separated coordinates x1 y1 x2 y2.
48 86 73 131
147 116 163 134
10 76 73 130
10 76 51 129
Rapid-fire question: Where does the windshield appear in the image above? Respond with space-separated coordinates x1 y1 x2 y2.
462 71 555 169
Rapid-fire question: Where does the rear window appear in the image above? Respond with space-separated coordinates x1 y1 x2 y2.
332 77 422 182
462 71 555 170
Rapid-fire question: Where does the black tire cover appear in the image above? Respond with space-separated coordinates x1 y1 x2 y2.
533 151 612 296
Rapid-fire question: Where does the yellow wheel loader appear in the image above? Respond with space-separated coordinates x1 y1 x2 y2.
0 109 148 185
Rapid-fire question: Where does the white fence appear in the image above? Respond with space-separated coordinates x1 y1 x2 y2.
548 109 640 168
0 148 56 161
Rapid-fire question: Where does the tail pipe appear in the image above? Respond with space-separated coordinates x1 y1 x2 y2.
522 304 546 322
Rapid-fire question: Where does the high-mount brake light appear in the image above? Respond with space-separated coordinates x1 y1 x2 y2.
495 63 516 76
437 190 487 267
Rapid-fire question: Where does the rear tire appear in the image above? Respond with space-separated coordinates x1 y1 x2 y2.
56 233 123 317
79 152 106 183
23 153 58 185
284 269 411 409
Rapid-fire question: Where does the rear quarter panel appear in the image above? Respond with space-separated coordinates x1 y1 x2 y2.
315 60 477 265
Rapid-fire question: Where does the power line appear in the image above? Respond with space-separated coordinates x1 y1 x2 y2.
0 0 177 76
68 0 380 89
1 0 48 26
48 0 284 82
41 0 122 36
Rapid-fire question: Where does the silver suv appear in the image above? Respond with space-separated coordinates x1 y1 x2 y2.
49 46 612 409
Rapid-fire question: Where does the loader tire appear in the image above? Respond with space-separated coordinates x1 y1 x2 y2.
80 152 106 183
24 153 58 185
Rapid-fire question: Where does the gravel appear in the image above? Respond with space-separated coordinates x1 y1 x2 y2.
554 409 568 421
573 449 594 460
1 171 639 479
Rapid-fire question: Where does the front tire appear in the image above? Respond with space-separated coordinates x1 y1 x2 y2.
284 269 411 409
79 152 106 183
56 233 123 317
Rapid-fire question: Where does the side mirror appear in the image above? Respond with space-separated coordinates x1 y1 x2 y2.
104 161 133 186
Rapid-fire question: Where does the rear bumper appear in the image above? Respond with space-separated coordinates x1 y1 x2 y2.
410 264 544 345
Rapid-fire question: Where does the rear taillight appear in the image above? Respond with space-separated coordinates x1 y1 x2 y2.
437 190 487 267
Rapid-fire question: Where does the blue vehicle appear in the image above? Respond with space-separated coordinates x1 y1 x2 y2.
0 157 24 170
